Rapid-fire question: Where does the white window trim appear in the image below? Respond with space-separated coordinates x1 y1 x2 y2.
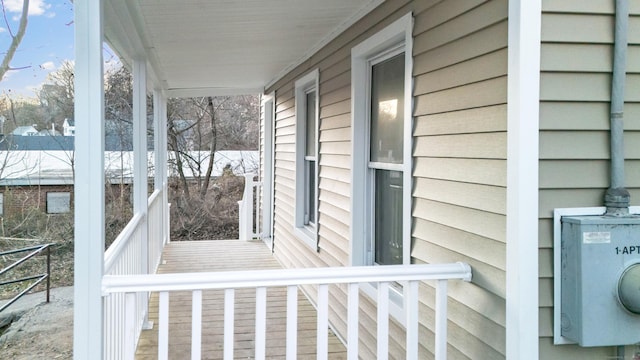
294 69 320 251
350 13 413 324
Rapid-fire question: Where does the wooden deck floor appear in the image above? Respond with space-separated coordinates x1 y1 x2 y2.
135 240 347 359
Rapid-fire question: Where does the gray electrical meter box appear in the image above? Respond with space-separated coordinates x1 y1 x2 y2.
561 215 640 346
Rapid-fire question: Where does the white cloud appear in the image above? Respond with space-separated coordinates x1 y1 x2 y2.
0 28 6 33
40 61 56 70
4 0 52 16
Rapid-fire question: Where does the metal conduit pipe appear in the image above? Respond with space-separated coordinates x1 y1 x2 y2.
605 0 630 216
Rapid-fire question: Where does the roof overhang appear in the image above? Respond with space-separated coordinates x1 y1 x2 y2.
104 0 383 97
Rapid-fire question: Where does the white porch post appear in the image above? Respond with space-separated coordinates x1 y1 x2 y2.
153 89 168 244
261 93 275 251
73 0 105 358
506 0 541 359
160 93 170 243
133 60 149 275
153 90 163 192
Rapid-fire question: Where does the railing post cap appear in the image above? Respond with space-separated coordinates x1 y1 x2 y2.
455 262 472 282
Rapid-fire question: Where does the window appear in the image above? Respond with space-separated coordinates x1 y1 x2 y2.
370 52 405 266
294 69 319 249
351 13 413 321
47 192 71 214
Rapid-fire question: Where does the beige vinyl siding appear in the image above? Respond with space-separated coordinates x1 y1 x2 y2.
267 0 508 358
539 0 640 357
411 0 508 358
269 1 417 357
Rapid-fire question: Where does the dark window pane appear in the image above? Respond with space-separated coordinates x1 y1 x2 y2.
306 91 316 157
305 160 316 224
374 169 403 265
370 53 404 164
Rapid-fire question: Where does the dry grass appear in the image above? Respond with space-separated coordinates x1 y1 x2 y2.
0 208 74 300
0 175 244 299
0 238 74 300
0 174 244 301
169 173 245 241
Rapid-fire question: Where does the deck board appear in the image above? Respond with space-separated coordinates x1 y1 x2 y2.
135 240 347 359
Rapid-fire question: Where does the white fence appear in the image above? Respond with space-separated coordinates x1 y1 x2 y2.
238 173 261 240
148 189 168 272
102 262 472 360
103 188 168 360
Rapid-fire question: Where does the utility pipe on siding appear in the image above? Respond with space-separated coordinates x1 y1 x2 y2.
605 0 630 216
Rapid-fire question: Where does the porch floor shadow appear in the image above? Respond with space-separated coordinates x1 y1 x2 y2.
135 240 347 359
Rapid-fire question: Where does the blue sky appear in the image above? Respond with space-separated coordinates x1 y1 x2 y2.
0 0 74 98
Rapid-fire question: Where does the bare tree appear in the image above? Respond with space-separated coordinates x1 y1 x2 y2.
167 94 259 197
0 0 30 81
39 60 75 124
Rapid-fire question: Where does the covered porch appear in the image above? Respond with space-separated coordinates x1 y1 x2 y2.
100 200 471 359
73 1 475 359
134 240 347 359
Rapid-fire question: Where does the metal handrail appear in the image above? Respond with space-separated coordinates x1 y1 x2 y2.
0 243 53 312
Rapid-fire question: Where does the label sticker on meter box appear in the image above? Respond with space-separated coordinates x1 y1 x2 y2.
582 231 611 244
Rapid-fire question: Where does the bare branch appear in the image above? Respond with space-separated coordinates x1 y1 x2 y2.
0 0 30 81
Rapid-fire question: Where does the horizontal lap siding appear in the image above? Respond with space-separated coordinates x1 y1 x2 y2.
412 0 508 358
539 0 640 357
270 1 418 356
269 0 509 358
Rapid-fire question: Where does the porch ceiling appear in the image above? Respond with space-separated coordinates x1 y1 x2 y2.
104 0 380 97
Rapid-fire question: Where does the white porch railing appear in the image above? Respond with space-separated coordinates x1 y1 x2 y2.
102 262 472 360
148 189 168 272
103 188 168 360
238 173 261 240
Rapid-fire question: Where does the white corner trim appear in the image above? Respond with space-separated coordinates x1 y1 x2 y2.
506 0 541 359
261 92 276 252
265 0 385 91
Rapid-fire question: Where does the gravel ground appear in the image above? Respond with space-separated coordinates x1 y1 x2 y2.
0 287 73 359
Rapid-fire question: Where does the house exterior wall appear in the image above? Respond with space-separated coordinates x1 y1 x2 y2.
1 184 74 217
539 1 640 358
0 183 133 218
265 1 508 358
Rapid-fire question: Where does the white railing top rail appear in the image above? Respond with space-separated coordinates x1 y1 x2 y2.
104 189 163 274
103 213 144 274
102 262 471 294
147 188 161 206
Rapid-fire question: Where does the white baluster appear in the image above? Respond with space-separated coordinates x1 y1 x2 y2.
286 285 298 359
224 289 235 360
158 291 169 360
405 281 419 359
435 280 448 360
347 283 359 360
317 284 329 360
191 290 202 360
255 287 267 360
377 282 389 360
